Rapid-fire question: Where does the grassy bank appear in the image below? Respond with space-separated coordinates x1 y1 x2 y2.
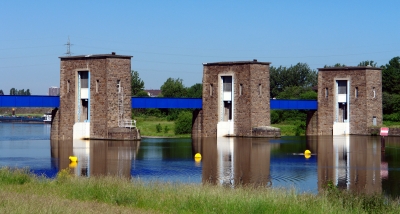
134 116 190 138
134 115 299 137
1 168 399 214
272 123 300 136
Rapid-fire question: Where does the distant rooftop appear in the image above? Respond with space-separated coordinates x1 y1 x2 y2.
59 52 132 59
144 89 162 97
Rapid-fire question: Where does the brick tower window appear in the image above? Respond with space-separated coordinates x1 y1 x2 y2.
67 80 70 93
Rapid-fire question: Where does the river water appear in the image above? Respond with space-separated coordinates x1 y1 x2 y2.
1 123 400 197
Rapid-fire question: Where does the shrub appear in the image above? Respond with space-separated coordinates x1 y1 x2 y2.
294 121 306 136
156 123 162 133
164 125 169 133
0 167 31 185
271 110 280 124
174 111 192 135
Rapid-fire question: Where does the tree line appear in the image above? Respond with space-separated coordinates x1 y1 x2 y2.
0 88 31 95
131 70 202 98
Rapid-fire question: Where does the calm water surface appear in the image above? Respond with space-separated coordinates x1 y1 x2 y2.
1 123 400 197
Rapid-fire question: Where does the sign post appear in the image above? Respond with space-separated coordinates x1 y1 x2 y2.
380 127 389 152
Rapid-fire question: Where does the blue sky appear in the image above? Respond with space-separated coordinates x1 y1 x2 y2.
1 1 399 95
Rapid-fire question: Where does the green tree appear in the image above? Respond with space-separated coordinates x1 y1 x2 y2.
10 88 16 95
136 90 149 97
358 60 377 67
160 78 186 97
382 56 400 94
131 70 145 96
324 63 346 68
9 88 31 95
0 89 4 95
270 63 317 98
186 83 202 98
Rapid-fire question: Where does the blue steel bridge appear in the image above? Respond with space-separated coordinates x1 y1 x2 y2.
0 95 317 110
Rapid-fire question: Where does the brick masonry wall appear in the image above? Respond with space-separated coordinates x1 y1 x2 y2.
201 62 270 137
231 64 251 136
202 65 219 137
191 109 203 138
106 58 132 132
365 70 383 129
306 110 318 135
317 67 382 135
249 64 270 128
57 55 132 140
50 108 60 140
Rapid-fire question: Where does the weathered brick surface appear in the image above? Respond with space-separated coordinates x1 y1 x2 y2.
201 61 271 137
50 108 59 140
53 54 133 140
191 109 203 138
317 67 382 135
306 110 318 135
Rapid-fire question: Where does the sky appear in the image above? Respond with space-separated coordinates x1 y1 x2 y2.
1 1 399 95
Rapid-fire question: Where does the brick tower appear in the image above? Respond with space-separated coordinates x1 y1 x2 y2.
317 66 382 135
51 52 140 140
193 60 279 138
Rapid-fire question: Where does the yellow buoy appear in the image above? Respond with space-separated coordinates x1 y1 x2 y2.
304 150 311 159
194 153 202 162
69 156 78 162
69 161 77 168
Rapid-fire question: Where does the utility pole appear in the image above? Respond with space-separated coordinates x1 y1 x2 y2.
65 36 73 56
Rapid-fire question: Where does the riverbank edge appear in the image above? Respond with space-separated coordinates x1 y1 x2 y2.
1 168 398 214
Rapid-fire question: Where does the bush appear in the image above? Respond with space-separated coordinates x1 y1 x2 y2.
383 113 400 122
271 110 280 124
164 125 169 133
174 111 192 135
156 123 162 133
166 109 181 121
294 121 306 136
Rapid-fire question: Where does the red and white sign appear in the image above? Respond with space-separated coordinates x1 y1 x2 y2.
380 127 389 136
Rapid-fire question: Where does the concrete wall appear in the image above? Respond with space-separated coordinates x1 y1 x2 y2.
317 67 382 135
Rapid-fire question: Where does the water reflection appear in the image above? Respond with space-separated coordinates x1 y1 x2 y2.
197 137 271 188
317 136 382 194
51 140 140 178
196 135 400 197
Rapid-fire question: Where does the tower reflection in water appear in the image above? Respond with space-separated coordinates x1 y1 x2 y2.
198 137 271 187
51 140 140 178
317 136 384 195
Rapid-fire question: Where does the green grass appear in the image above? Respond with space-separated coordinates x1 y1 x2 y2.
272 123 297 136
1 167 399 214
133 115 300 137
272 121 305 136
0 113 44 117
383 121 400 128
134 116 190 138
